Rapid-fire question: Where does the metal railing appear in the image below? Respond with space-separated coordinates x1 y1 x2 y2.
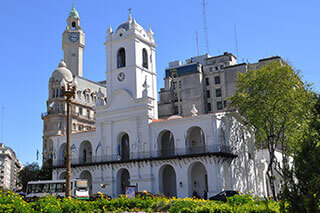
41 110 94 120
53 144 235 167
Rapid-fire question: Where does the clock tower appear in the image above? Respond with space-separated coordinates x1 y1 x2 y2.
62 4 85 77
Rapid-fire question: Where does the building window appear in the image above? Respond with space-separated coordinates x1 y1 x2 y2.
216 88 222 97
217 101 223 110
206 90 211 98
142 48 148 69
79 107 83 115
173 82 177 90
215 76 221 84
205 78 210 86
87 109 90 119
223 100 227 108
207 102 212 112
117 48 126 68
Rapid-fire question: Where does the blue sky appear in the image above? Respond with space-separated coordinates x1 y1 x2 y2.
0 0 319 165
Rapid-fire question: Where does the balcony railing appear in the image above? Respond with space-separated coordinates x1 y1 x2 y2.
53 144 235 167
41 110 94 120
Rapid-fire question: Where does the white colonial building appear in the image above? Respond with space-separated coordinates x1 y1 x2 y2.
47 6 272 198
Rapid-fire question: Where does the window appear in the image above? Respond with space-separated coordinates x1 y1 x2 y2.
223 100 227 108
216 88 222 97
217 101 223 110
173 82 177 90
142 48 148 69
215 76 221 84
79 107 83 115
71 22 76 29
205 78 210 86
207 102 212 112
117 48 126 68
206 90 211 98
87 109 90 119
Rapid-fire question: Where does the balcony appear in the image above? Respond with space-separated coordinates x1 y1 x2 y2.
41 110 94 121
52 144 236 168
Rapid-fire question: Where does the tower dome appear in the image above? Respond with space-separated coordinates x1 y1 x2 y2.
51 60 73 82
68 4 80 19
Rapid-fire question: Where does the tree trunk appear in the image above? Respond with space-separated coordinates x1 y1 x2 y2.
266 136 277 200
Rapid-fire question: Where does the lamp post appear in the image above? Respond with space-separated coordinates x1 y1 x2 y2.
60 78 77 198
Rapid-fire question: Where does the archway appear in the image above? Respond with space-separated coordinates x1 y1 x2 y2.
79 170 93 195
117 48 126 68
117 169 130 195
159 165 177 197
79 141 92 164
119 133 130 160
188 162 208 198
157 130 175 157
59 171 66 180
187 127 205 154
142 48 148 69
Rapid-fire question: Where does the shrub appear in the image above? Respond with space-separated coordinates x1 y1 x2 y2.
0 190 280 212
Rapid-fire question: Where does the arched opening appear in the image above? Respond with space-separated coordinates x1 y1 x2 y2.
142 48 148 69
117 169 130 195
118 133 130 160
187 127 205 154
79 170 93 195
79 141 92 164
188 162 208 198
59 143 67 165
159 165 177 197
59 172 66 180
117 48 126 68
157 130 175 157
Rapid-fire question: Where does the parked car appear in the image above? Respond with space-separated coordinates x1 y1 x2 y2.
90 192 112 201
209 190 239 202
136 190 155 198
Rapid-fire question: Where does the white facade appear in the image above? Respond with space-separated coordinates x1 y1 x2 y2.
46 8 274 199
0 143 23 190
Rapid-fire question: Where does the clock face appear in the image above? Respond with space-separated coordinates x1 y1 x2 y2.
118 72 125 81
69 32 79 42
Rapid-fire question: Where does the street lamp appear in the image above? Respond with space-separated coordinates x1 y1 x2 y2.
60 77 77 198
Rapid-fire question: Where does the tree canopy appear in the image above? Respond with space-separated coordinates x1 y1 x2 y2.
230 61 313 199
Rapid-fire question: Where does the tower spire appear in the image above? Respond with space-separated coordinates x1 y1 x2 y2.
128 8 132 22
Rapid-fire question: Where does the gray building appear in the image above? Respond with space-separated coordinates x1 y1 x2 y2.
0 143 23 190
158 52 284 118
41 6 107 166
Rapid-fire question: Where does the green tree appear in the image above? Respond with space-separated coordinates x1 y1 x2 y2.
280 94 320 212
18 162 40 192
230 61 312 199
18 161 52 192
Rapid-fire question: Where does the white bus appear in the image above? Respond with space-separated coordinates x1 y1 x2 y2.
26 179 89 200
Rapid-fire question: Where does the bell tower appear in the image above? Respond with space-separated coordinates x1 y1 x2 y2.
104 13 158 118
62 4 85 77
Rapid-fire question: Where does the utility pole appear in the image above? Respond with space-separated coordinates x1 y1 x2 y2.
196 30 200 56
60 77 77 198
202 0 209 54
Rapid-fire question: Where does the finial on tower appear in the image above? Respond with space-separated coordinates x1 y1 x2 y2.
128 8 132 23
69 1 80 19
107 25 113 35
